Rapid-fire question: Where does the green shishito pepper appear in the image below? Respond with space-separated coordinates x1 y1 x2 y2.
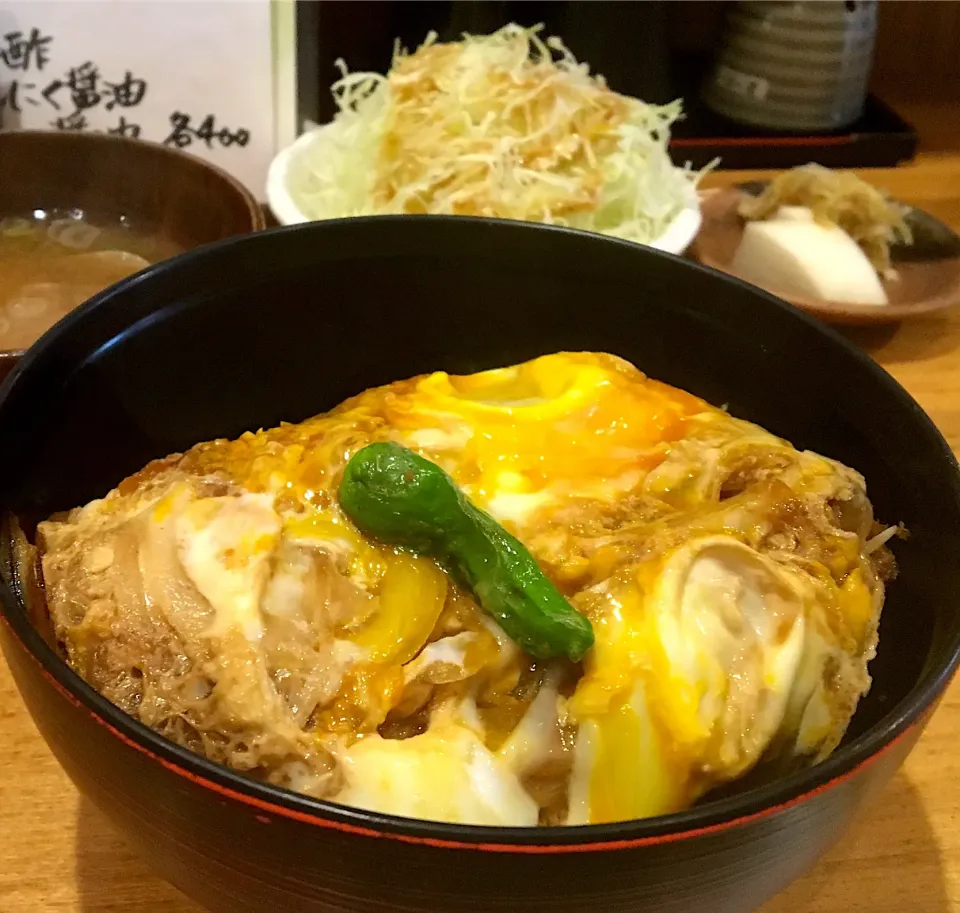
338 442 595 663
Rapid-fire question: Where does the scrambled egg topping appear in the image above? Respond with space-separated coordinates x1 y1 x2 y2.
37 353 890 825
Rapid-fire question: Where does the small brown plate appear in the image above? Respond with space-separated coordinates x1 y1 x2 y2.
691 185 960 326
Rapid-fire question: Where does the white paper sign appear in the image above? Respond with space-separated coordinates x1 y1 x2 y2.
0 0 283 196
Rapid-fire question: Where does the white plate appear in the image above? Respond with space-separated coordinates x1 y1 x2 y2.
266 127 703 256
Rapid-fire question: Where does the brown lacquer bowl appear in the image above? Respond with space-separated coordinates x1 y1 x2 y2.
0 129 265 382
0 217 958 913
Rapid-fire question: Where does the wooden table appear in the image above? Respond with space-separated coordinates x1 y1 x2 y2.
3 156 960 913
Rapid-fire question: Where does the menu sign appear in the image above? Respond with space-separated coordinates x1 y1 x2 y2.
0 0 287 196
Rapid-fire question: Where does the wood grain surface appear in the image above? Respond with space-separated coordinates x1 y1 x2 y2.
3 154 960 912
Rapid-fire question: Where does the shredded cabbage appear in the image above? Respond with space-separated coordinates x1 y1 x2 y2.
285 24 705 244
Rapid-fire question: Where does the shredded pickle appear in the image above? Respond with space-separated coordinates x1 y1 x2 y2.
284 24 706 244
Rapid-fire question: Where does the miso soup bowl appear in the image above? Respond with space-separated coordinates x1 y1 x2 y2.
0 129 265 381
1 216 959 913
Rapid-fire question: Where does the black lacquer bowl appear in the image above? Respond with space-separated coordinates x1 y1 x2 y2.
1 217 958 913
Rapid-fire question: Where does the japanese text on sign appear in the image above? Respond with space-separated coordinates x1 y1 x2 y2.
0 27 251 147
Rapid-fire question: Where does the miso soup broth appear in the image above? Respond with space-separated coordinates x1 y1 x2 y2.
0 210 183 350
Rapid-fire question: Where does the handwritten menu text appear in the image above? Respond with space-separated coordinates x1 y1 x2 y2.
0 26 252 150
